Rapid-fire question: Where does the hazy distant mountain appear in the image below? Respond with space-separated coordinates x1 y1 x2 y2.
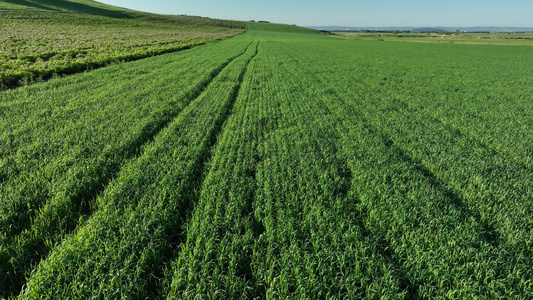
411 28 446 33
308 26 533 33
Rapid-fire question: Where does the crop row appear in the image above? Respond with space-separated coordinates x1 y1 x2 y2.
15 38 259 299
0 36 252 298
163 39 402 298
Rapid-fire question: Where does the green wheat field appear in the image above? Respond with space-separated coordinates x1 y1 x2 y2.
1 0 532 299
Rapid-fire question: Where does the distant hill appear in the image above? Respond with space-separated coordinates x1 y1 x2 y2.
0 0 135 16
411 27 446 33
308 26 533 33
247 21 320 35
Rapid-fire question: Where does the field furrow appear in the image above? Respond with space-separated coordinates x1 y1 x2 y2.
308 40 533 169
358 94 533 267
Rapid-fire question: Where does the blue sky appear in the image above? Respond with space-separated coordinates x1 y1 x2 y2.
98 0 532 27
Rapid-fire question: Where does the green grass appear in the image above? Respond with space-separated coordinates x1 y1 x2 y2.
1 20 532 299
0 0 244 89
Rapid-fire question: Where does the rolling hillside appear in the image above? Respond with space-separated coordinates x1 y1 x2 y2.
0 0 245 89
0 0 134 14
